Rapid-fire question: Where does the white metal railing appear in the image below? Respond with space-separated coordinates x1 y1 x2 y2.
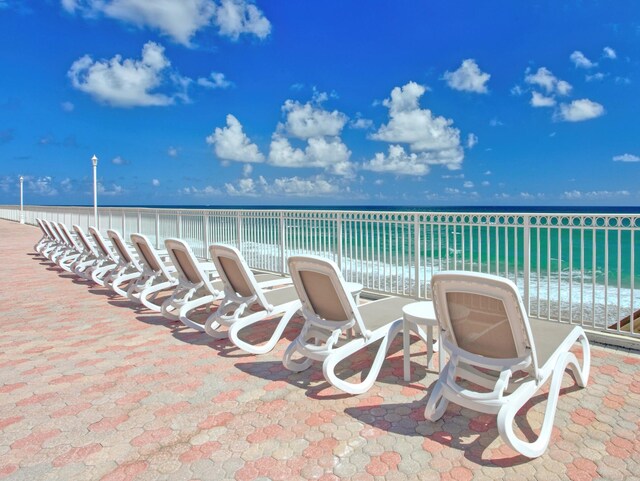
1 204 638 339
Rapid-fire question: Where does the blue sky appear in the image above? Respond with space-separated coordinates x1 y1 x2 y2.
0 0 639 206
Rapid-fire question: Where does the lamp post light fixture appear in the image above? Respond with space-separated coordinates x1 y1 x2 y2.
92 154 98 229
19 175 24 224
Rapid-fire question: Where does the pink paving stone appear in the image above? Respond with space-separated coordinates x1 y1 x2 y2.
52 443 102 467
51 402 93 418
212 388 243 402
49 373 85 385
198 411 234 429
131 427 173 446
11 429 60 452
16 392 57 406
0 382 26 393
100 461 148 481
0 416 23 430
234 463 259 481
0 465 18 478
154 401 191 417
366 457 389 476
115 390 150 406
89 414 129 432
178 441 222 462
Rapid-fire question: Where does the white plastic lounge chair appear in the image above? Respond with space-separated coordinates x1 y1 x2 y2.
56 223 83 272
34 218 50 254
36 219 60 258
283 255 412 395
424 271 590 458
45 221 68 263
87 227 118 287
208 244 298 353
127 233 179 311
70 224 101 280
105 229 142 297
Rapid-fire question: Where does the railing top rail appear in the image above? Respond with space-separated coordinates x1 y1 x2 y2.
2 204 639 219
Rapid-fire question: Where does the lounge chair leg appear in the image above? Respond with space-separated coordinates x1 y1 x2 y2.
424 378 449 421
282 341 313 372
229 302 300 355
497 333 590 458
323 320 403 395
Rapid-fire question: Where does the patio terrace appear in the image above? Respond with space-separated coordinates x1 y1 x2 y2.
1 219 640 481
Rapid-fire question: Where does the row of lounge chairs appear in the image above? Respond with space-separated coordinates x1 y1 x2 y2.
32 218 591 458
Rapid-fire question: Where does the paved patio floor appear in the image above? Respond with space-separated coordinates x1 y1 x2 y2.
1 219 640 481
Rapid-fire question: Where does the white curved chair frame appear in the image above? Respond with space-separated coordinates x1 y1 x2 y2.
160 238 220 331
207 244 296 354
34 218 51 255
71 224 101 280
127 233 178 312
424 271 590 458
37 219 60 259
105 229 141 297
87 227 117 287
56 223 83 272
283 255 410 395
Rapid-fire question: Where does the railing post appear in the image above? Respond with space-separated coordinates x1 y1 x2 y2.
523 216 531 314
137 210 142 233
177 211 182 239
108 210 112 230
336 213 343 271
121 210 125 236
236 212 243 250
203 213 210 259
414 215 421 299
155 211 160 249
279 212 286 274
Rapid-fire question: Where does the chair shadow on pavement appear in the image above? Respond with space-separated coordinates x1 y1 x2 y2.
344 375 582 467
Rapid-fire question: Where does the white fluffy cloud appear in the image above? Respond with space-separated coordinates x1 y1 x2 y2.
524 67 572 96
97 182 124 196
364 82 463 175
466 133 478 148
152 178 160 186
27 176 58 196
214 0 271 40
267 96 353 176
225 175 340 197
181 185 221 196
197 72 232 89
570 50 597 69
603 46 617 59
268 135 352 176
281 100 348 139
563 189 629 200
167 146 179 157
556 99 605 122
61 0 270 45
206 114 265 163
443 59 490 94
530 91 556 107
68 42 182 107
613 153 640 162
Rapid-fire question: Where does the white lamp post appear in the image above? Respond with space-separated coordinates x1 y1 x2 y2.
19 175 24 224
92 154 98 228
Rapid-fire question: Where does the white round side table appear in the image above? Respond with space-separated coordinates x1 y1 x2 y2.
402 301 443 381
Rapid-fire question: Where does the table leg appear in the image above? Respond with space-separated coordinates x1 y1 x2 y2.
403 318 410 382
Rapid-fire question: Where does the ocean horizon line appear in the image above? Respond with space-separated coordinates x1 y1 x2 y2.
13 204 640 214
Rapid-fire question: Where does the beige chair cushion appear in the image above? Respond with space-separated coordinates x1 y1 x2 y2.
299 270 348 321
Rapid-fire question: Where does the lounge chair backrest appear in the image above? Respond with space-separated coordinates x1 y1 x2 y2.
36 218 48 236
73 224 97 256
59 223 81 251
288 255 366 333
131 233 171 278
88 227 112 259
431 271 538 371
42 220 57 241
107 229 139 268
53 222 70 246
165 238 214 289
209 244 268 304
